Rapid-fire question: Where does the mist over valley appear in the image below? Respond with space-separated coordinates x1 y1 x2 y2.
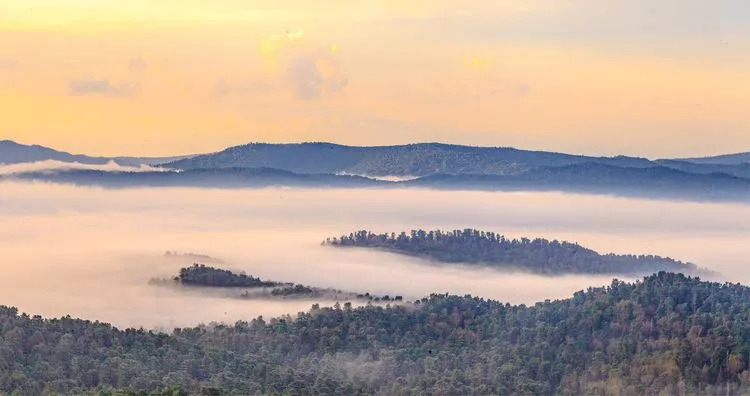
1 181 747 330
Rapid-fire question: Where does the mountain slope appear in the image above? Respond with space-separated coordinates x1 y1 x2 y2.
2 272 750 394
162 142 656 176
0 140 112 165
5 162 748 202
409 162 750 201
0 140 193 166
5 167 383 188
675 152 750 165
656 159 750 179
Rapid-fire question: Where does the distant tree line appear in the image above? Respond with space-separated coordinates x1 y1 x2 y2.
324 229 701 275
2 273 750 394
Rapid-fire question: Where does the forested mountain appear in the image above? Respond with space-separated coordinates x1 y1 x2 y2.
0 140 192 166
5 139 748 182
4 167 383 189
162 142 656 176
3 272 750 394
162 142 750 182
0 140 112 165
654 159 750 179
5 141 749 203
325 229 702 276
676 152 750 166
410 163 750 202
5 163 749 203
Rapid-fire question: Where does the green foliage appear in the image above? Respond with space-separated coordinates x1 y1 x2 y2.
2 273 750 394
325 229 700 275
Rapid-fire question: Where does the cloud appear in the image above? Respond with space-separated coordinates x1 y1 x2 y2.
286 50 348 100
0 160 167 175
254 30 348 100
68 77 137 97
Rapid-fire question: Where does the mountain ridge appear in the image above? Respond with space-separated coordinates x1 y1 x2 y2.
0 139 193 166
5 162 749 203
162 141 658 176
675 152 750 165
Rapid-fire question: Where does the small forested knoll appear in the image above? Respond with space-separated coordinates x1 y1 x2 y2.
175 263 281 288
158 264 402 302
324 229 702 275
4 272 750 394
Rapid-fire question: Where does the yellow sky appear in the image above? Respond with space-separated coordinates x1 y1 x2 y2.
1 0 748 157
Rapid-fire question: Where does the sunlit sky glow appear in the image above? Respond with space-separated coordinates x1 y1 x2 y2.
1 0 748 157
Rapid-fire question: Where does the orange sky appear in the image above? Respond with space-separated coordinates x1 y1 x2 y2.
1 0 748 157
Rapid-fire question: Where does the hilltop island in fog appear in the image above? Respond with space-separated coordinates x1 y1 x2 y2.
324 229 706 276
151 263 403 302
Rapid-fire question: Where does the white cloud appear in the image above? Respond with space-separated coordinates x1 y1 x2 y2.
0 160 167 175
286 50 348 100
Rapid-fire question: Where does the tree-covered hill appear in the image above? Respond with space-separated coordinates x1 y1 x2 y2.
161 142 655 176
2 272 750 394
174 263 281 288
324 229 703 276
155 264 402 302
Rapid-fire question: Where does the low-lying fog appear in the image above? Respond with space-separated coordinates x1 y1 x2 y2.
1 181 748 329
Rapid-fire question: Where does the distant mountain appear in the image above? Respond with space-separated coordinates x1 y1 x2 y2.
4 167 384 189
655 159 750 179
411 162 750 202
4 140 749 202
0 140 193 166
5 163 749 203
674 152 750 165
162 142 657 176
0 140 112 165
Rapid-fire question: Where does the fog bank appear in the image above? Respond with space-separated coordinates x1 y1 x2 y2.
0 160 165 175
0 181 747 329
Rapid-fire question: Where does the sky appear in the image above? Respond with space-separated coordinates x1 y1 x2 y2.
0 0 748 157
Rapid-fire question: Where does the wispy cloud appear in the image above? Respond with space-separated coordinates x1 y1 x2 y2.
253 30 348 100
286 50 348 100
68 77 137 97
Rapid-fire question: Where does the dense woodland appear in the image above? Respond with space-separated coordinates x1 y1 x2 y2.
3 272 750 394
166 264 402 302
176 264 280 288
324 229 701 275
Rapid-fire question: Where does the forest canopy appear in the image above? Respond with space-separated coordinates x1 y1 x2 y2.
323 229 702 276
2 272 750 394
